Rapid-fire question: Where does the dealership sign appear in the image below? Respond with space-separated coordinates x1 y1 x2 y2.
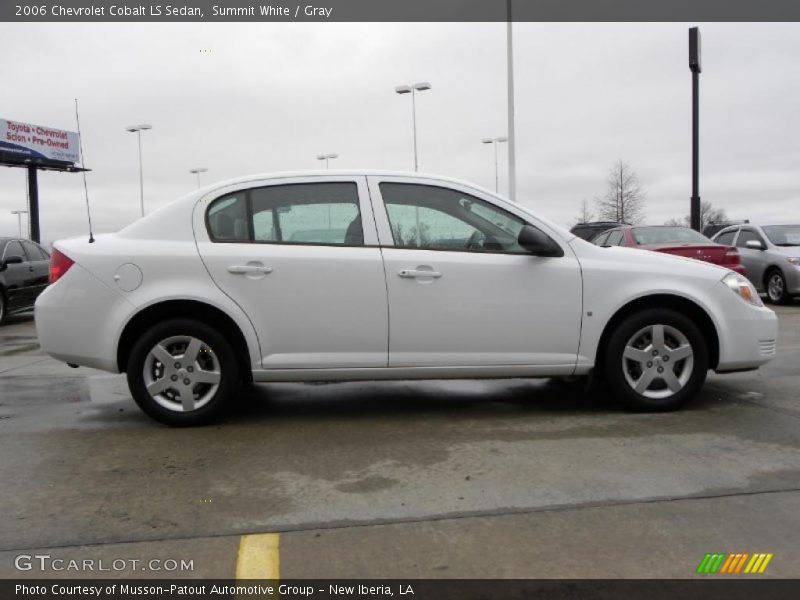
0 118 80 166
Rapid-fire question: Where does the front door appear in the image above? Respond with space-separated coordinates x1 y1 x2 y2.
195 176 388 369
368 177 583 369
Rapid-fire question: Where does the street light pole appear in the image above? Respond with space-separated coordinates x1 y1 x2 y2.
125 124 152 217
316 153 338 170
11 210 28 238
395 82 432 171
482 137 508 193
189 167 208 189
506 0 517 202
689 27 702 231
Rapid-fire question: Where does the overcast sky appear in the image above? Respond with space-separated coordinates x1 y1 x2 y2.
0 22 798 243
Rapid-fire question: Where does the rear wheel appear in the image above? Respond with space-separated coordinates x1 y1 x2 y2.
0 292 5 325
604 309 708 411
126 319 240 426
766 269 789 305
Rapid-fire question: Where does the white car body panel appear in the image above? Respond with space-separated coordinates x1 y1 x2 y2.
34 170 777 386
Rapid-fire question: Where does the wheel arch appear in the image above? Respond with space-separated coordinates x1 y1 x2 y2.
595 294 720 372
116 299 253 382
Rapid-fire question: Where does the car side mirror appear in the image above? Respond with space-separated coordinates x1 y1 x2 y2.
518 225 564 257
0 255 23 271
745 240 765 251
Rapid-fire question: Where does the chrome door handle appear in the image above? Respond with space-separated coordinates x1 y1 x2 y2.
398 269 442 279
227 265 273 275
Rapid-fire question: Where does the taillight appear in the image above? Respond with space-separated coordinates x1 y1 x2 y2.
724 247 741 265
49 248 74 284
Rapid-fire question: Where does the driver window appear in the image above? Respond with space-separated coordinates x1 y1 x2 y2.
379 183 526 253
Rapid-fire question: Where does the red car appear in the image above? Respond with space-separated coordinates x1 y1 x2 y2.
592 225 747 275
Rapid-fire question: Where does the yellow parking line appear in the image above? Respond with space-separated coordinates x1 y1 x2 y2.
236 533 280 580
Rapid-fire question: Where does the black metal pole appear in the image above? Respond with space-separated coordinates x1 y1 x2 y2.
690 68 700 231
689 27 701 231
27 165 40 243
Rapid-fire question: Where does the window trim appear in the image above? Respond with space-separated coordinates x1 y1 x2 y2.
205 181 369 248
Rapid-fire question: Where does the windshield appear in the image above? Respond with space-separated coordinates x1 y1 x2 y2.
632 226 711 245
762 225 800 247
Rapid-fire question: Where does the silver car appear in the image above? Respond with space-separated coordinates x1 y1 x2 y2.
712 224 800 304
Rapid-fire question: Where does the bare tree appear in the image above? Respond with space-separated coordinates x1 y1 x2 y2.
663 201 728 231
572 199 594 225
595 160 646 224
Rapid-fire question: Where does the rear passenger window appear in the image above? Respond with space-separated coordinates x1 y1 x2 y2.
22 241 48 261
251 183 361 246
207 183 362 246
714 230 736 245
592 232 610 246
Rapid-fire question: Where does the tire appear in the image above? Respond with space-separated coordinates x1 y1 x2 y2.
604 308 708 412
126 318 241 426
765 269 789 305
0 292 5 325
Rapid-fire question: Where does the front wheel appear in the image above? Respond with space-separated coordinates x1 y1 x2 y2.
604 309 708 411
126 319 241 426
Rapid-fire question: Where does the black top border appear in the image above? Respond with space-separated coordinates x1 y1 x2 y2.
4 0 800 23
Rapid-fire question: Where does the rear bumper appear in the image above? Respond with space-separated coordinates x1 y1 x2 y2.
35 263 131 372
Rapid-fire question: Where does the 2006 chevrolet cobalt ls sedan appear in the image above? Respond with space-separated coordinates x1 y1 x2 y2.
35 172 777 426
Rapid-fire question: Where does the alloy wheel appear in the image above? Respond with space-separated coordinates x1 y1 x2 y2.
142 335 221 412
621 324 694 399
767 272 785 303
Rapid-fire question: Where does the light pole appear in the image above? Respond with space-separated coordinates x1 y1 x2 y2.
125 124 152 217
316 153 338 169
189 167 208 189
689 27 702 231
11 210 28 238
506 0 517 201
482 136 508 193
394 82 432 171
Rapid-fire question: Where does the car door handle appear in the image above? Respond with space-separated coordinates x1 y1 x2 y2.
398 269 442 279
227 265 273 275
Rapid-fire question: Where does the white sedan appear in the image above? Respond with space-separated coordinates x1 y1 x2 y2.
35 172 777 426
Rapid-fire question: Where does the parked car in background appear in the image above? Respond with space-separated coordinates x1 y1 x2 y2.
35 172 777 426
712 223 800 304
0 237 50 324
592 225 746 275
702 219 749 239
569 221 624 241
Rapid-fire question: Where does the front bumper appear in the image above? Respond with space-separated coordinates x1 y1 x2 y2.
714 283 778 372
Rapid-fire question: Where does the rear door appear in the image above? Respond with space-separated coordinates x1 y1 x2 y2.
194 176 389 369
21 241 50 301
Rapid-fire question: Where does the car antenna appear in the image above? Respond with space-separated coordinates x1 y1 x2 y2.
74 98 95 243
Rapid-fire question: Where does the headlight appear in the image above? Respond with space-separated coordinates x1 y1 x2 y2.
722 272 763 307
787 257 800 267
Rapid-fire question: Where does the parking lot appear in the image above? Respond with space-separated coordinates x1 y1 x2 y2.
1 303 799 579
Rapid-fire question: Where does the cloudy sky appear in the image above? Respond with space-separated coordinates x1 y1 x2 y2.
0 22 798 243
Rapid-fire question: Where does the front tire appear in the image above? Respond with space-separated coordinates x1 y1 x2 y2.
126 318 241 426
765 269 789 305
604 309 708 411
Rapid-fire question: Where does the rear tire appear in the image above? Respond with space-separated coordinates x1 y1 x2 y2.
0 292 6 325
604 309 708 412
765 269 789 305
126 318 241 426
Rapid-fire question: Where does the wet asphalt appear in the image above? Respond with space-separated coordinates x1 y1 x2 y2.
0 304 799 578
